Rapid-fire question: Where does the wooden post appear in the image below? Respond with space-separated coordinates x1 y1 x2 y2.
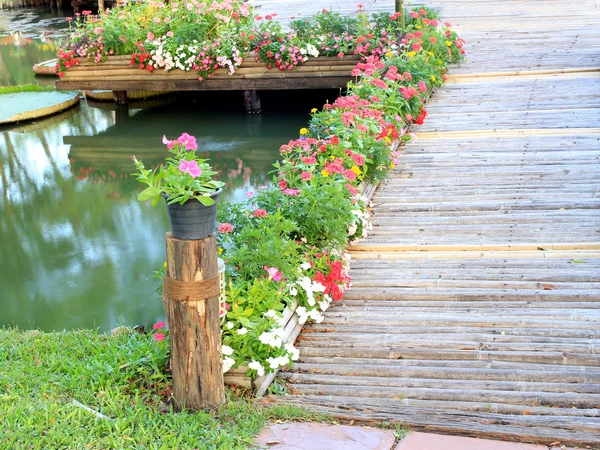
163 232 225 410
98 0 104 11
243 90 261 114
112 90 128 105
395 0 405 32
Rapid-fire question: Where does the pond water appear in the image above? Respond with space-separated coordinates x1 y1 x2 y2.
0 7 333 331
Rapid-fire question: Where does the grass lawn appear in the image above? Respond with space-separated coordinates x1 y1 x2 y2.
0 329 328 449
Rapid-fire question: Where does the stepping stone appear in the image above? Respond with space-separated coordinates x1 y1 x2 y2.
395 433 547 450
255 423 396 450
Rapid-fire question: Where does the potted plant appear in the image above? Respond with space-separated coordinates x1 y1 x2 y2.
131 132 225 240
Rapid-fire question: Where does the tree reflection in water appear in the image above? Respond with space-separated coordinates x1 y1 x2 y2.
0 100 297 331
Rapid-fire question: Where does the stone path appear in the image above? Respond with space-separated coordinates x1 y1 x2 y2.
262 0 600 446
255 424 586 450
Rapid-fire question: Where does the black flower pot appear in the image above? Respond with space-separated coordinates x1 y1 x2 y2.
163 189 222 240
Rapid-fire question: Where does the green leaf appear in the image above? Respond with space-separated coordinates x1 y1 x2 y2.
194 195 215 206
137 186 161 202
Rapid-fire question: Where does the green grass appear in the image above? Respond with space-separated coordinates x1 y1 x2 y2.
0 329 329 449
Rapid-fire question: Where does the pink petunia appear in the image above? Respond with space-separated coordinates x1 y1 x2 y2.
218 223 234 234
179 159 202 178
153 321 166 329
301 171 313 181
177 132 198 151
154 333 165 341
418 81 427 92
264 266 283 282
166 31 174 37
147 32 155 40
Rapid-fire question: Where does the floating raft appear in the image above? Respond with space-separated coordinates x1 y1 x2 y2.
32 58 58 76
0 87 80 125
56 54 360 91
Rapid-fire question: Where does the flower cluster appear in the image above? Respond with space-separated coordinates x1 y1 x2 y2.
139 5 464 382
131 132 224 206
58 1 466 85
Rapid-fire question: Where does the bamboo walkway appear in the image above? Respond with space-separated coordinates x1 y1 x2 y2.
264 0 600 445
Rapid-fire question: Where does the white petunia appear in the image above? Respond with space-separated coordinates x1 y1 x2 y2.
248 360 265 377
222 356 235 373
236 327 248 335
226 321 234 329
221 345 234 356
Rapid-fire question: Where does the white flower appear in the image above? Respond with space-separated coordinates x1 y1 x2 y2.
289 286 298 296
222 356 235 373
285 343 300 360
226 321 234 329
248 360 265 377
236 327 248 335
319 300 331 312
221 345 234 356
265 310 277 318
266 357 281 370
300 262 311 271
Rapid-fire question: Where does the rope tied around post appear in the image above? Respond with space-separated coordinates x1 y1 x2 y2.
163 275 221 302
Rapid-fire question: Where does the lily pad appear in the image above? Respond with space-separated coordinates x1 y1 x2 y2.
0 85 79 124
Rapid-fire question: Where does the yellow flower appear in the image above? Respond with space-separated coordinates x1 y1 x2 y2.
389 162 395 169
299 128 308 135
384 137 392 144
416 25 422 29
407 51 416 58
445 41 452 47
427 51 434 57
351 165 361 175
163 261 167 269
311 108 318 113
385 51 394 58
330 155 335 160
218 248 223 255
321 170 329 177
431 75 436 82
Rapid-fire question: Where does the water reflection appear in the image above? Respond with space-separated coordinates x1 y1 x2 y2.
0 97 303 331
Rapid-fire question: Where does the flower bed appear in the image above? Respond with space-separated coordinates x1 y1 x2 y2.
198 6 465 392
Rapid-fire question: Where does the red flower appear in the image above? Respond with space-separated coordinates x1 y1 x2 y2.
153 333 165 342
153 321 166 329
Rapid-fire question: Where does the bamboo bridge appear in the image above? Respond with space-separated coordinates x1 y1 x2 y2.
260 0 600 446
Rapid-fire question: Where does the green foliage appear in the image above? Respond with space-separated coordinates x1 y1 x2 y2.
224 210 301 281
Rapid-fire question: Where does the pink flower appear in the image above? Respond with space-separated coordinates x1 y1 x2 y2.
179 159 202 178
153 321 166 329
66 17 73 21
147 32 155 40
93 27 103 35
345 183 358 195
245 191 254 197
302 156 317 165
164 17 170 23
412 43 422 52
264 266 283 282
162 135 176 150
337 52 344 59
343 169 357 181
357 3 364 9
218 223 234 234
301 171 312 181
177 132 198 151
283 188 301 196
253 209 268 218
166 31 174 37
154 333 165 341
429 37 437 44
418 81 427 92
